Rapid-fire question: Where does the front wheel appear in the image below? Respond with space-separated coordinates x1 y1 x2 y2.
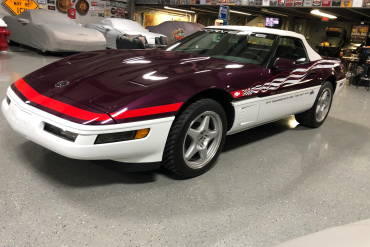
162 99 227 178
295 81 334 128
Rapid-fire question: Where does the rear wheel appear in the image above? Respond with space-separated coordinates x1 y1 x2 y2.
162 99 227 178
295 81 334 128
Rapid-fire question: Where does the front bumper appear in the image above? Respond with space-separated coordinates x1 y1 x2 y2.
2 87 174 165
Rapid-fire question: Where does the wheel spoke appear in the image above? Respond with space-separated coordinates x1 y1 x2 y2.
207 130 219 140
184 142 198 160
199 115 210 132
317 110 323 120
187 128 199 141
198 147 207 160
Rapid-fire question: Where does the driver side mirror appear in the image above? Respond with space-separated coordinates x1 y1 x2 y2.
102 25 112 31
270 57 296 70
18 18 29 24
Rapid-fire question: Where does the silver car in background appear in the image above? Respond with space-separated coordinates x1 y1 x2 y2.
85 18 166 49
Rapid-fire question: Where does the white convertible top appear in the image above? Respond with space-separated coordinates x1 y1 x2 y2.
206 26 322 62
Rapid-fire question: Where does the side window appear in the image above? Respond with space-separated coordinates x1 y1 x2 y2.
275 37 309 63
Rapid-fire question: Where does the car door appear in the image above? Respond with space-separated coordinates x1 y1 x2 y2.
256 36 322 125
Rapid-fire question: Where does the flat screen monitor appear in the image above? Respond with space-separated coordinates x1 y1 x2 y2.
265 18 279 28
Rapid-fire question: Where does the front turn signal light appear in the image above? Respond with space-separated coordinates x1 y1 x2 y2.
135 128 150 139
95 128 150 144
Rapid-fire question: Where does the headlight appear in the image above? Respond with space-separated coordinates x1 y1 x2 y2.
95 128 150 144
44 123 78 142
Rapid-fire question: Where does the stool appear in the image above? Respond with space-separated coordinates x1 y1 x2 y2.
356 65 370 91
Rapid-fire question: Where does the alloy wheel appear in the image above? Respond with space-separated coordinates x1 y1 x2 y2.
182 111 223 169
316 88 332 122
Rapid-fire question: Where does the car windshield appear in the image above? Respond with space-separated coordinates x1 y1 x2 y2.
167 30 277 65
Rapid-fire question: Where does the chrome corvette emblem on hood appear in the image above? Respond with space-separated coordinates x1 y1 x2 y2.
55 81 69 88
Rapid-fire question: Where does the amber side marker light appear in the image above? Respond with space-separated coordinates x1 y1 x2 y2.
135 128 150 139
95 128 150 144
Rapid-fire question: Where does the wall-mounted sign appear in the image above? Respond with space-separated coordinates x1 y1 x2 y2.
98 13 104 17
57 0 70 12
47 0 55 3
76 0 89 14
105 9 109 16
331 0 341 5
3 0 38 15
278 0 285 5
312 0 321 5
248 0 254 5
294 0 302 5
285 0 293 6
303 0 312 5
48 4 55 9
38 0 46 4
90 11 97 16
38 4 47 8
270 0 278 5
98 3 104 7
321 0 331 5
255 0 262 5
91 1 97 5
341 0 351 5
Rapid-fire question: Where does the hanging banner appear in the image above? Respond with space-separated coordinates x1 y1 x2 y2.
278 0 285 5
294 0 303 5
262 0 270 4
218 5 229 19
255 0 262 4
341 0 352 5
312 0 322 5
303 0 312 5
321 0 331 5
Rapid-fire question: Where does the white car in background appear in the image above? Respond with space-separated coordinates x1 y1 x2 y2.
85 18 166 49
4 10 106 53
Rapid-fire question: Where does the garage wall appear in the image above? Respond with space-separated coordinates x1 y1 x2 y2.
0 1 128 26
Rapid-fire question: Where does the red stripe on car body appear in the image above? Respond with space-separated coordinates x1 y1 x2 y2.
14 78 183 122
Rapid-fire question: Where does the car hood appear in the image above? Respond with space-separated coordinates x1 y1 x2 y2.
24 49 258 122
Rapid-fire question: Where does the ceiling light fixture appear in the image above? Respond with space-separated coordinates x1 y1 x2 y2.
261 8 288 17
164 6 195 13
230 10 251 15
311 9 337 19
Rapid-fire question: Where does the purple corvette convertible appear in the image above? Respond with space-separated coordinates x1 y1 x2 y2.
2 26 345 177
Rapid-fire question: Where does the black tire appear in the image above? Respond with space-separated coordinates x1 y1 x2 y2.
295 81 334 128
162 99 227 178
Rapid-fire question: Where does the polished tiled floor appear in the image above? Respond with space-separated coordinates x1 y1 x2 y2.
1 48 369 247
